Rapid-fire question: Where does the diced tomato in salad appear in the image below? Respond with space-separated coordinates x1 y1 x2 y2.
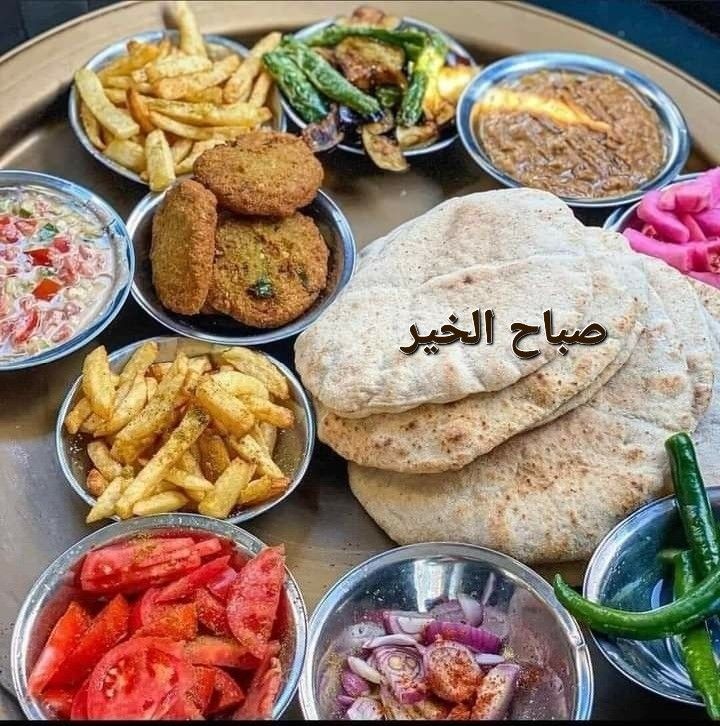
29 533 287 720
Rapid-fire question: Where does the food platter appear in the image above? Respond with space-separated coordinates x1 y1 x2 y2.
1 0 720 721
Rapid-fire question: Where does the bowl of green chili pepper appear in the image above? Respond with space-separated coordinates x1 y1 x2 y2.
561 433 720 716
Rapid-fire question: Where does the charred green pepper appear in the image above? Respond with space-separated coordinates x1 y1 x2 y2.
262 50 328 123
397 32 448 127
304 25 428 60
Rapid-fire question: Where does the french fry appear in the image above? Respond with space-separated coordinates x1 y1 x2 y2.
86 468 110 498
242 395 294 429
145 128 176 192
102 75 154 94
127 39 163 68
103 87 129 105
156 37 173 61
79 102 105 150
65 397 93 435
146 54 212 82
250 31 283 59
82 346 115 419
103 139 147 173
126 88 155 134
93 374 147 437
118 340 159 386
150 361 173 381
238 475 289 507
165 467 214 493
116 405 210 518
211 370 268 399
146 377 158 400
179 450 204 477
260 422 277 454
187 86 223 104
224 31 281 103
148 110 257 141
75 68 140 139
175 0 207 57
197 430 231 482
147 97 271 127
248 71 273 108
171 137 193 165
229 434 284 478
133 490 189 516
152 54 240 100
174 138 225 175
87 440 123 481
86 475 126 523
221 348 289 399
198 459 254 518
196 377 254 437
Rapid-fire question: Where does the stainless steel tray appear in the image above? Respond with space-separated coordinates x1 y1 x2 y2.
0 1 718 719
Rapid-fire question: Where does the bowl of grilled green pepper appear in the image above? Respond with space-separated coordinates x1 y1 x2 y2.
561 433 720 716
261 6 477 172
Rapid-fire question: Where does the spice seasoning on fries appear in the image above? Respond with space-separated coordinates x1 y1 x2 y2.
64 342 295 522
73 1 278 190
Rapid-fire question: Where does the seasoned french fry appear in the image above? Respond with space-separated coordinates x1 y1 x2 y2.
197 430 231 482
148 110 256 141
103 87 129 105
229 434 284 478
79 102 105 149
175 0 207 57
146 54 212 82
250 31 283 58
86 476 126 523
223 58 260 104
150 361 173 381
187 86 223 104
196 377 254 437
127 39 162 68
152 54 240 100
238 475 289 507
146 377 158 400
119 340 159 386
133 490 189 516
174 138 225 175
65 397 93 435
165 467 214 493
221 348 289 399
248 71 273 108
145 128 176 192
198 459 254 518
147 97 271 127
242 395 294 429
93 374 147 437
86 468 110 498
75 68 140 139
157 37 173 61
260 422 277 454
212 370 268 399
126 88 155 134
171 137 193 165
103 75 154 94
82 346 115 419
116 405 210 518
103 138 146 173
87 440 123 481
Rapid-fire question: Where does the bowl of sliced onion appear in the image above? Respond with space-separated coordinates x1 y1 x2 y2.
298 542 593 720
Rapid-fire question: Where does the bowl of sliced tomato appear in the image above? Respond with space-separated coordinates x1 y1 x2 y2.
11 513 307 720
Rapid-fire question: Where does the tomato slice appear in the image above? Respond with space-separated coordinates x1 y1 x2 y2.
156 555 231 603
184 636 261 670
52 234 70 253
28 601 92 696
70 679 90 720
10 308 39 346
48 594 130 687
226 546 285 659
133 602 198 640
206 565 239 602
207 667 245 715
32 278 62 301
42 687 75 719
196 587 231 637
26 247 52 266
188 666 216 715
15 219 37 237
85 637 193 720
234 652 282 720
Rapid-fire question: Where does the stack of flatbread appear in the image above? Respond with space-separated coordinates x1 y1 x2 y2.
295 189 719 565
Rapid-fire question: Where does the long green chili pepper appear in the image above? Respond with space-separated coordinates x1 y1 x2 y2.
376 85 402 109
397 32 448 127
667 432 720 579
673 551 720 720
304 25 428 60
262 50 328 123
553 566 720 639
279 38 381 117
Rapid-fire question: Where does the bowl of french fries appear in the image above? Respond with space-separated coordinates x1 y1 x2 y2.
68 0 285 192
56 336 314 524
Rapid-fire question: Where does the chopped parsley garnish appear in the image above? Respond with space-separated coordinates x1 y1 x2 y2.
18 207 33 219
38 223 59 240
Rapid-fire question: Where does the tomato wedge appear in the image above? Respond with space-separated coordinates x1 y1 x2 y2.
206 565 239 602
85 637 193 720
70 679 90 720
188 666 216 715
48 594 129 687
28 601 91 696
133 602 198 640
156 555 230 603
208 667 246 715
226 546 285 659
234 653 283 720
42 687 75 719
26 247 51 266
184 636 261 669
196 587 231 636
32 278 62 301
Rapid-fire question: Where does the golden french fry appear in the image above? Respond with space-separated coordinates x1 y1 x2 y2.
65 397 93 435
175 0 207 57
103 75 154 94
130 67 149 84
146 54 212 82
261 422 277 454
150 361 173 381
212 370 268 399
248 71 273 108
153 54 240 100
118 340 159 386
238 475 288 507
82 346 115 419
100 125 116 147
148 110 258 141
127 39 162 68
197 430 231 482
165 467 214 492
196 377 254 437
157 37 173 60
187 86 223 104
86 476 126 523
171 137 193 165
87 440 123 481
116 405 210 518
79 102 105 149
250 31 282 58
126 88 155 134
229 434 284 478
103 139 147 173
86 468 110 497
103 87 129 105
242 395 294 429
174 138 225 175
221 348 289 399
75 69 140 139
146 377 158 400
145 128 176 192
93 374 147 437
198 459 255 518
147 98 271 127
223 57 260 104
133 490 189 516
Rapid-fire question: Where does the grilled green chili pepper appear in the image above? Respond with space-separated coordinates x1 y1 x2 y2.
667 432 720 579
673 551 720 719
397 32 448 127
304 25 428 60
376 85 402 109
262 50 328 123
553 567 720 639
280 38 380 117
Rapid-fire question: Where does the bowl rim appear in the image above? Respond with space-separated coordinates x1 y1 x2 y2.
456 51 691 209
10 513 308 720
54 334 316 525
298 541 594 720
68 29 287 187
0 169 134 372
582 487 720 707
125 187 357 346
287 16 478 157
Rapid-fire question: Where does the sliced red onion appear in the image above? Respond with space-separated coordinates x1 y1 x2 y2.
471 663 520 719
383 610 433 638
475 652 506 665
347 696 385 720
379 686 448 720
423 641 481 703
424 620 502 654
481 573 496 604
347 655 382 684
342 669 371 698
337 694 356 708
373 645 426 704
363 633 422 649
429 599 466 622
482 606 510 641
457 593 484 626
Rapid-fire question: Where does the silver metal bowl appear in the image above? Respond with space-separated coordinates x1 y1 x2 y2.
55 335 315 524
11 513 307 720
457 52 690 209
126 188 355 346
0 170 133 372
68 30 286 186
603 171 702 232
584 487 720 707
299 542 594 720
288 17 477 157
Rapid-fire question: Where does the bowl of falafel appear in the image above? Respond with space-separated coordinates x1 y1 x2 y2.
126 130 356 345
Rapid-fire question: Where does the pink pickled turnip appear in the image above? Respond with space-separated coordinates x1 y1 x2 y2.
688 271 720 289
695 208 720 237
661 178 715 213
637 190 690 243
623 228 694 273
679 212 707 241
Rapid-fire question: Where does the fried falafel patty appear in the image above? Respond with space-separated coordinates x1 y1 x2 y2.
193 131 324 217
207 212 329 328
151 179 218 315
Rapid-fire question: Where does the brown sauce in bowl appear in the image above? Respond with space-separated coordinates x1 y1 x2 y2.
473 70 666 199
